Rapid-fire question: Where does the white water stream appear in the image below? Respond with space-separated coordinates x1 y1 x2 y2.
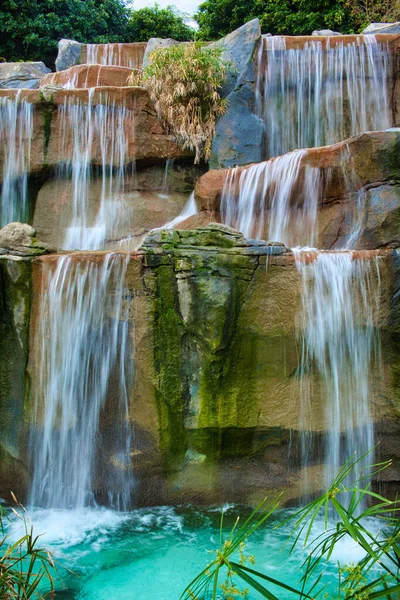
256 35 392 158
0 93 33 226
57 91 131 250
30 254 133 510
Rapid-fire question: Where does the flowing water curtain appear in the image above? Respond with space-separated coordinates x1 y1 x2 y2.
294 251 381 494
86 43 145 69
220 150 321 247
30 254 134 510
0 94 33 227
57 91 130 251
256 35 392 159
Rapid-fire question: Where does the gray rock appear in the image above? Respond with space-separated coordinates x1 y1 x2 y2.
209 18 261 97
55 39 82 72
210 19 263 168
363 22 400 34
142 38 180 69
210 83 264 169
0 223 53 256
312 29 342 36
0 62 50 89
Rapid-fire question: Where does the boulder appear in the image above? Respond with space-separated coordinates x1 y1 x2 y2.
0 62 50 89
142 38 180 69
209 19 264 168
0 223 53 256
312 29 342 36
363 22 400 34
40 64 135 89
55 39 82 72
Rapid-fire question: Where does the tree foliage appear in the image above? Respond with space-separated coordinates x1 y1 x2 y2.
127 5 195 42
0 1 194 68
0 0 130 67
194 0 399 39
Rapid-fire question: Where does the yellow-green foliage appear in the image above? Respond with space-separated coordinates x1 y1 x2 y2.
140 43 228 163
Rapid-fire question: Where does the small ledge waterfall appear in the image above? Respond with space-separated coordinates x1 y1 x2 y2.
58 92 131 251
256 35 392 158
30 254 134 510
0 94 33 227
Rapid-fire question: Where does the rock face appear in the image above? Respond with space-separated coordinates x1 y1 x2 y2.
363 22 400 34
0 62 50 89
40 64 135 89
209 19 264 169
55 39 82 71
32 163 204 249
195 130 400 249
0 223 52 256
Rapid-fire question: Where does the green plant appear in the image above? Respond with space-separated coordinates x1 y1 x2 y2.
181 452 400 599
141 43 229 163
127 4 195 42
0 494 56 599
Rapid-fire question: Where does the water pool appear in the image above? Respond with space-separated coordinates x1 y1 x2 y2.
6 504 369 599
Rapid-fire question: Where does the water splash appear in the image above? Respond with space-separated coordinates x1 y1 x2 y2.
57 91 131 250
30 254 134 510
0 93 33 226
221 151 321 247
294 250 381 492
256 35 392 158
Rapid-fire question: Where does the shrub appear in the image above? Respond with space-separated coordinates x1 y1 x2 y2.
141 43 228 164
0 495 55 599
181 453 400 599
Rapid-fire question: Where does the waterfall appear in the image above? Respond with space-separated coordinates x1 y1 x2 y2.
30 254 134 510
295 251 381 491
220 150 321 246
0 93 33 227
256 35 392 158
58 91 130 250
86 43 145 69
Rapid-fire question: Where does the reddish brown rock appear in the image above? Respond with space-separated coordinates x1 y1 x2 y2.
0 87 192 180
40 64 136 89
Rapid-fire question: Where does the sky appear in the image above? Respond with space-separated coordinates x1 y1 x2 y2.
131 0 200 17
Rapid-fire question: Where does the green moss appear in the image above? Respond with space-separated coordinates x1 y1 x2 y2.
153 264 188 467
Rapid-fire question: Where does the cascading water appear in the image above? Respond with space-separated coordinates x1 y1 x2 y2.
30 253 133 510
256 35 392 158
86 43 145 69
0 93 33 227
295 251 380 492
221 150 321 246
57 91 130 250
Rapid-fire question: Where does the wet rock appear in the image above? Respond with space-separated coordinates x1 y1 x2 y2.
0 223 53 256
0 62 50 89
40 64 135 89
55 39 82 72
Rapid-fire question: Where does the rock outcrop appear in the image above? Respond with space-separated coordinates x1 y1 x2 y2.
0 223 53 256
0 62 50 89
209 19 264 169
55 39 82 71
